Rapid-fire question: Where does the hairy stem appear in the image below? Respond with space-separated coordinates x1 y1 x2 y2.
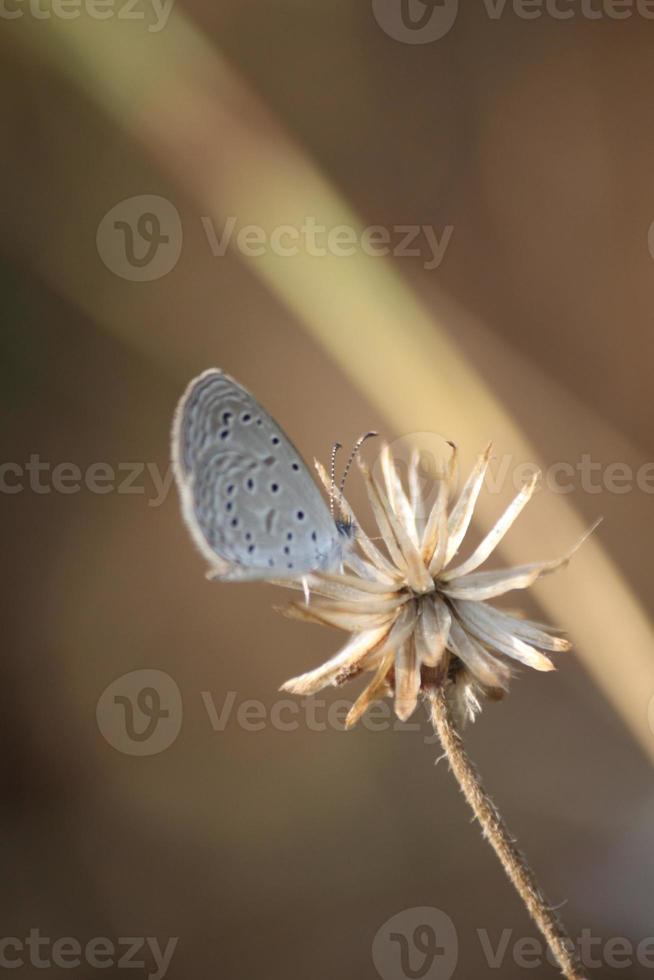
428 687 586 980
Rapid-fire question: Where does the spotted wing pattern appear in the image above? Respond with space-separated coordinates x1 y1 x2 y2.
172 370 343 580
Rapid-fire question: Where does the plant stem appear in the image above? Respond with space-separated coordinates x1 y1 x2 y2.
427 687 587 980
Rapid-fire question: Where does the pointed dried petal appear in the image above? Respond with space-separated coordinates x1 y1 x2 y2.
345 648 396 728
284 602 397 632
408 447 423 524
370 467 434 593
344 551 398 585
415 595 451 668
443 443 492 567
354 528 402 581
440 553 569 601
360 601 417 668
420 469 448 569
308 570 402 597
447 619 512 690
451 600 555 671
357 458 407 571
445 441 459 495
275 573 397 602
394 638 421 721
363 458 436 593
454 600 571 652
280 602 383 631
380 444 419 547
428 481 450 576
281 624 391 695
296 593 408 617
345 603 418 726
441 471 539 581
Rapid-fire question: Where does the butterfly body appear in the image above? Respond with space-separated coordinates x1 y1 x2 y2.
172 370 349 581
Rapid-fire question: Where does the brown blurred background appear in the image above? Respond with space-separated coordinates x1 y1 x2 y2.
1 3 654 978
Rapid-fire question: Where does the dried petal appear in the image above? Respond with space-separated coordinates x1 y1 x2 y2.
346 647 396 728
421 471 448 570
281 624 392 695
380 444 419 547
454 600 570 653
415 595 451 668
447 619 512 690
444 443 492 567
440 556 567 601
363 460 434 593
452 601 555 672
394 638 421 722
283 602 397 632
441 472 539 581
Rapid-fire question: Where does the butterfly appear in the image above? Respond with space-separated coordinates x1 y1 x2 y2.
172 369 375 581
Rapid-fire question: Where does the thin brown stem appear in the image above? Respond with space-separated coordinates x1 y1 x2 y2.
428 687 587 980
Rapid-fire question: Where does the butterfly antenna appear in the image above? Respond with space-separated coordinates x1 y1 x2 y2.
329 442 343 519
339 431 378 498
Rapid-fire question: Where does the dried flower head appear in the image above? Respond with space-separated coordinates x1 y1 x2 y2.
278 443 590 729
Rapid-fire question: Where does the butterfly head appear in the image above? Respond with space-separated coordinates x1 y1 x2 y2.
335 515 356 539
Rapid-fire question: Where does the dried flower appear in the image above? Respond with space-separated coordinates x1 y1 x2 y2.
278 443 589 729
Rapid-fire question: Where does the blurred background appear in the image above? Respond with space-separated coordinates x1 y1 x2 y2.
1 3 654 978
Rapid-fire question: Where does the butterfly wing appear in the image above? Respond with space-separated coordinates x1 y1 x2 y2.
172 369 343 580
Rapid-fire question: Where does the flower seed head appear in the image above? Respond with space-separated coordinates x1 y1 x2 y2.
277 441 590 729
